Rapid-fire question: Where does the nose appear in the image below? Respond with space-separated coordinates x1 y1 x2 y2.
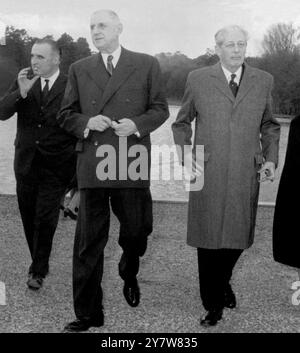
31 57 37 65
93 25 102 35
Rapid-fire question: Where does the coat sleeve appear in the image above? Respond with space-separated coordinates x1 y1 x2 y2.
129 57 169 138
57 64 90 139
171 73 197 165
0 80 23 121
260 76 281 167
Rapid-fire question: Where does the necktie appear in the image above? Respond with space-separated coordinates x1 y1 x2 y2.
229 74 238 97
107 55 114 76
41 79 49 106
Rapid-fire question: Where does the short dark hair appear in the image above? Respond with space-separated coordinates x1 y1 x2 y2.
33 38 62 57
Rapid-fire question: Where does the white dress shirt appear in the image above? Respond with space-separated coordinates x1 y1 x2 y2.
101 46 122 70
221 65 242 85
40 69 60 91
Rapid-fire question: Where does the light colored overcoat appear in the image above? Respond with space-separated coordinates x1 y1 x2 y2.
172 62 280 249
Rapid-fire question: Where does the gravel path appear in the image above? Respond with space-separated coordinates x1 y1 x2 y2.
0 195 299 333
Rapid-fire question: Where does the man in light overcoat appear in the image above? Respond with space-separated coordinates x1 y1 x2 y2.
172 25 280 327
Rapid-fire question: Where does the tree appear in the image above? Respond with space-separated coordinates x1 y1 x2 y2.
259 23 300 114
0 26 35 95
262 23 299 56
57 33 77 74
75 37 91 60
2 26 34 68
57 33 91 74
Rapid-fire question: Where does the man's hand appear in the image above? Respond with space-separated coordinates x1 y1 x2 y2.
111 118 137 137
17 68 39 98
258 161 275 182
87 115 112 132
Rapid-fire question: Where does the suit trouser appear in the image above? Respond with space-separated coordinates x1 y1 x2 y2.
73 187 153 320
15 156 68 277
197 248 243 311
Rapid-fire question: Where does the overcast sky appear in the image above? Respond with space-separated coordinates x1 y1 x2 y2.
1 0 300 58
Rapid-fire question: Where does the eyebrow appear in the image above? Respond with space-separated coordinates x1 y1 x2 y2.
31 53 45 58
225 40 246 43
90 22 107 29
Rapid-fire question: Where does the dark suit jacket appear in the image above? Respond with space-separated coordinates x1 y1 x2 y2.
0 73 76 181
58 48 169 188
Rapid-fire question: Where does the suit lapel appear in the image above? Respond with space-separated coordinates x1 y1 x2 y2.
86 54 110 92
98 48 136 112
31 77 42 106
45 73 67 106
210 63 235 103
233 63 257 108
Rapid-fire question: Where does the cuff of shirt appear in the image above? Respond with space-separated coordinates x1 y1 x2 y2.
83 128 90 138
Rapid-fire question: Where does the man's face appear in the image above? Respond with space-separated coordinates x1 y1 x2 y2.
31 43 59 78
90 11 122 53
215 29 247 72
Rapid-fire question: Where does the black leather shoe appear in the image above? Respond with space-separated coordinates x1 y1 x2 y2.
64 315 104 332
123 278 140 307
200 309 223 327
224 285 236 309
27 274 43 290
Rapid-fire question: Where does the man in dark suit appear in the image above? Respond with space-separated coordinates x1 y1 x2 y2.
0 38 76 290
172 25 280 327
58 10 169 332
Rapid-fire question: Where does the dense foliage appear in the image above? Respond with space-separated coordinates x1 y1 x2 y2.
1 23 300 114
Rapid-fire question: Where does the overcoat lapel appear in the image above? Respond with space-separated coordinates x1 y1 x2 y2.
210 62 257 107
98 48 136 112
210 63 235 103
233 63 257 108
85 54 109 92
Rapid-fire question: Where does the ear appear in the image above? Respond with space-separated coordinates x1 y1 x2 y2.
117 23 123 35
215 45 221 57
53 54 60 65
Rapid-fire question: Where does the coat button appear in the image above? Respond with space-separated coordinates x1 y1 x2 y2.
94 141 98 146
35 140 40 144
92 100 96 105
38 124 42 128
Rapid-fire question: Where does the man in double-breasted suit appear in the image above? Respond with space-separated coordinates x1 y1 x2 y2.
172 25 280 327
58 10 169 332
0 38 76 290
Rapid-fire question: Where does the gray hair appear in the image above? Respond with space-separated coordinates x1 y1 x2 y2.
91 9 121 24
215 25 249 46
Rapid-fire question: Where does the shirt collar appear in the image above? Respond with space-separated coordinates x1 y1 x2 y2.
41 69 60 90
221 65 242 85
101 45 122 69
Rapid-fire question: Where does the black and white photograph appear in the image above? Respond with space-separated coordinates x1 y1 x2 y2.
0 0 299 340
